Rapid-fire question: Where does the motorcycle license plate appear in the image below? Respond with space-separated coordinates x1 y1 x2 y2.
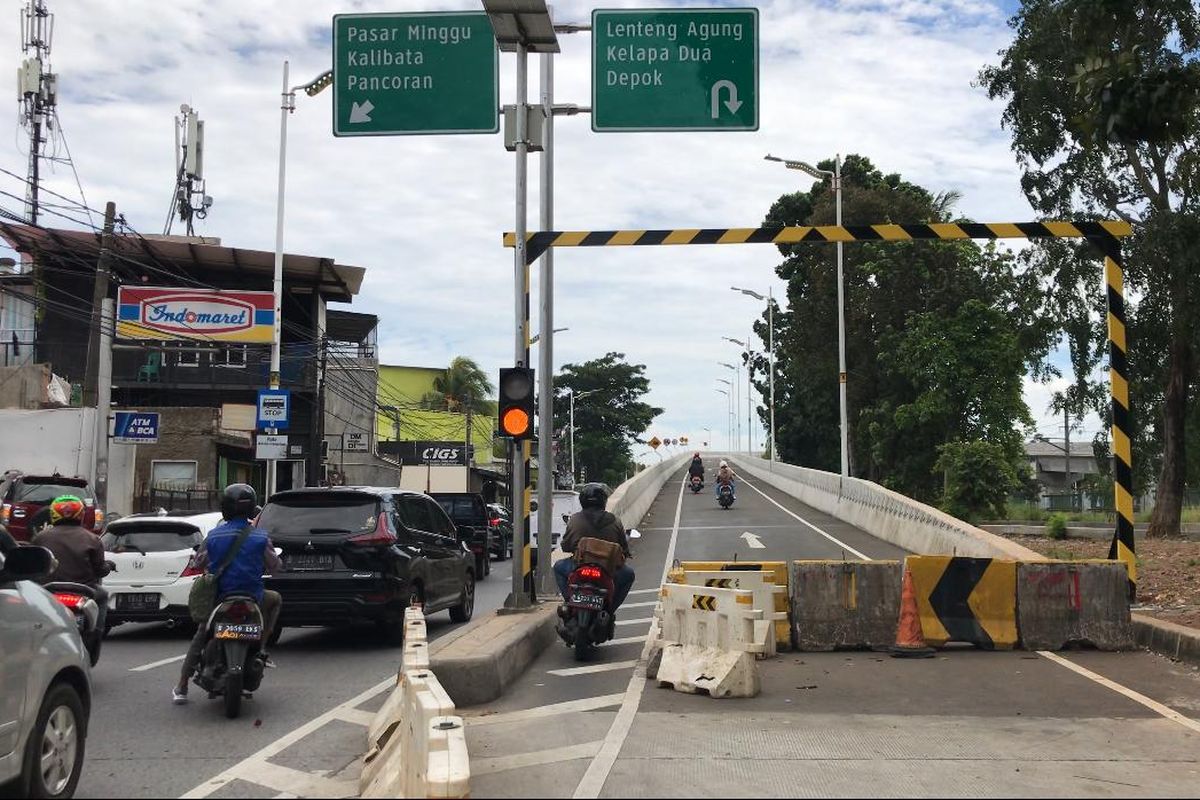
569 590 605 610
214 622 262 641
117 593 159 611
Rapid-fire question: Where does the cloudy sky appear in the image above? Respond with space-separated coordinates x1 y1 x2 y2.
0 0 1104 461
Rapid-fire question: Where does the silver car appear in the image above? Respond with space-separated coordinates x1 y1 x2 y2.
0 544 92 798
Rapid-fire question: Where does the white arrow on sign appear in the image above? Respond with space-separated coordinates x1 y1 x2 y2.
349 100 375 124
740 531 765 549
710 80 743 119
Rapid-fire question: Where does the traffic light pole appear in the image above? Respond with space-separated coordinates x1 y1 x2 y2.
535 48 555 597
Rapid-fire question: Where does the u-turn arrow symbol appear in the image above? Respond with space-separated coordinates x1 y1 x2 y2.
711 80 742 119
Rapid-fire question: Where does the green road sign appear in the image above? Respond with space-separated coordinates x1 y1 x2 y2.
332 11 498 136
592 8 758 132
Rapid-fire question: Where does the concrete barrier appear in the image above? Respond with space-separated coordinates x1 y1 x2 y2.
791 560 902 651
1017 561 1135 650
367 607 430 751
669 568 789 656
1133 613 1200 665
430 604 557 707
906 555 1018 650
609 452 691 529
677 560 791 651
655 582 763 698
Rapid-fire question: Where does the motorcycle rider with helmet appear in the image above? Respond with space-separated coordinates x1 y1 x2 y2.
714 460 738 500
554 483 636 610
172 483 282 705
32 495 115 632
687 452 705 485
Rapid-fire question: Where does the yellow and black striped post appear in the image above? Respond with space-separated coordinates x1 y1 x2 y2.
506 218 1137 596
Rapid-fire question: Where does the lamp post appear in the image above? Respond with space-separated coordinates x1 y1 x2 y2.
732 286 776 464
719 362 740 452
765 153 846 477
568 387 599 486
703 426 712 450
723 336 754 456
268 62 332 497
529 326 568 345
716 384 731 450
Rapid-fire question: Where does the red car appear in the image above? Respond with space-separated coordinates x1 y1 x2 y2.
0 472 104 541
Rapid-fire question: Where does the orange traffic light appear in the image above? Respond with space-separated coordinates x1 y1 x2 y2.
501 407 531 437
498 367 536 440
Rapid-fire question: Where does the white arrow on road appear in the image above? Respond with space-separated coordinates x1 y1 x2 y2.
710 79 743 119
740 531 765 549
349 100 374 124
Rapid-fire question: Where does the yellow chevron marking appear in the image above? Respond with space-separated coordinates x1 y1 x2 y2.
772 227 813 243
502 232 517 246
1115 482 1135 522
871 224 912 240
1108 313 1127 353
555 231 589 247
608 230 645 246
1105 258 1125 293
736 593 753 605
663 229 700 245
1112 425 1132 466
1043 221 1084 237
1116 540 1138 583
986 223 1026 239
820 226 856 242
718 228 757 244
906 556 952 646
1101 220 1134 238
928 223 971 239
966 560 1018 649
1111 370 1130 410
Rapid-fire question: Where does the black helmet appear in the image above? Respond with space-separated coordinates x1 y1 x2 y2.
578 482 608 511
221 483 258 520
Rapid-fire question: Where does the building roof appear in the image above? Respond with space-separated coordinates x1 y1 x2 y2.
1024 440 1097 459
326 310 378 344
0 222 365 302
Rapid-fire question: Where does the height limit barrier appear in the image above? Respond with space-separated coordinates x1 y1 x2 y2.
504 220 1137 597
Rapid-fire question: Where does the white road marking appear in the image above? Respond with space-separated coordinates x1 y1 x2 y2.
330 706 376 727
619 600 658 609
573 472 685 799
548 660 639 677
614 616 653 627
738 473 872 560
473 741 604 776
641 524 798 532
464 693 625 727
740 531 766 549
178 676 394 798
625 588 660 596
608 634 648 646
1039 651 1200 735
129 654 185 672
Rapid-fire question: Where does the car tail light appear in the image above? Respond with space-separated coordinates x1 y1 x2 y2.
53 592 87 610
575 565 603 580
93 508 105 529
348 512 397 546
180 558 203 578
489 517 500 528
223 601 254 623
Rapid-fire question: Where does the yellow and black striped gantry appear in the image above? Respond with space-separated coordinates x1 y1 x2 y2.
505 219 1137 595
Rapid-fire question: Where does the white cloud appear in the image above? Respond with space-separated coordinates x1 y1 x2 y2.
1 0 1076 460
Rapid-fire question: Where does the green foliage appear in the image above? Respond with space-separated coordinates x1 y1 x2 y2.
423 356 496 415
553 353 663 488
1046 512 1070 540
935 440 1022 522
757 155 1048 504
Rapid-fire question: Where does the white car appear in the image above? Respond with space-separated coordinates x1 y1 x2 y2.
0 543 92 799
102 510 223 630
529 490 582 550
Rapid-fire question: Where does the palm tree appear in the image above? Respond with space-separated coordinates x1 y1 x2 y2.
422 356 496 414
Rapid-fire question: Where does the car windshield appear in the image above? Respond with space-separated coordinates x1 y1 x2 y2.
103 524 201 553
436 497 481 520
257 494 378 534
15 480 94 504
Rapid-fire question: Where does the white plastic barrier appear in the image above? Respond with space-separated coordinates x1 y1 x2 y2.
655 583 763 698
361 608 470 798
671 569 788 657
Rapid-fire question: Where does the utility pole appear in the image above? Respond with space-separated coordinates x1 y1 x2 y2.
1064 407 1073 512
465 393 474 475
83 202 116 408
18 0 56 227
93 298 113 508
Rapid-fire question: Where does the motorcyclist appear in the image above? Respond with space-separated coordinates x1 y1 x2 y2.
173 483 282 705
554 483 635 610
714 460 738 500
687 452 705 484
32 495 114 631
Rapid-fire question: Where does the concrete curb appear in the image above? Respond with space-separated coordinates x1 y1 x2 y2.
430 604 558 707
1132 613 1200 667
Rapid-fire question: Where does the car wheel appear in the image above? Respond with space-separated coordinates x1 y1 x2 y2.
21 683 86 799
494 536 508 562
449 572 475 623
475 554 488 580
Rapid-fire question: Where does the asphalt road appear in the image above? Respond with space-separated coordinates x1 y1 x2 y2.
73 558 515 799
467 467 1200 799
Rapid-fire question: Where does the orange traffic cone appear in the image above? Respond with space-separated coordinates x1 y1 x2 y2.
891 564 935 658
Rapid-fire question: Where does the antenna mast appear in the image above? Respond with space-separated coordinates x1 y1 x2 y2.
17 0 56 226
164 104 212 236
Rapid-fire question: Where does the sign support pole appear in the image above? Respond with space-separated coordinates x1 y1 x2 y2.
535 46 555 597
267 59 291 500
94 298 113 509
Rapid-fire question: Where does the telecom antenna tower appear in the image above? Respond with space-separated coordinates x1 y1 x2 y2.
164 104 212 236
17 0 56 226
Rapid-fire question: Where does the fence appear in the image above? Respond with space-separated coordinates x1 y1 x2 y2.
136 486 219 514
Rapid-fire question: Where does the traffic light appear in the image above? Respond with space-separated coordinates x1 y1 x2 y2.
498 367 535 439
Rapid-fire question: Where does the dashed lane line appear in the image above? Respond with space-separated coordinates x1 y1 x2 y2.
548 660 640 677
129 654 185 672
614 616 654 627
625 587 660 596
620 600 659 609
463 693 626 727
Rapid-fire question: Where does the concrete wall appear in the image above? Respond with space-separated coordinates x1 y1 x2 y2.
0 407 97 480
131 407 223 495
323 360 403 487
609 453 691 530
727 454 1041 560
0 362 50 408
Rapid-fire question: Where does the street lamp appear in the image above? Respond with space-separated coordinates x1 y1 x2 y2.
719 362 740 452
765 153 847 477
703 426 712 450
723 336 754 457
716 384 732 450
267 62 333 497
529 326 568 345
567 387 599 486
732 286 776 465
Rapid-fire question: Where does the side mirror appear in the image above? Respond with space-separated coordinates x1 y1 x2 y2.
562 513 570 524
0 545 56 583
456 524 473 542
628 529 642 540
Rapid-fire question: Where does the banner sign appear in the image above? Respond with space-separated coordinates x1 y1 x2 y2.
117 286 275 343
381 440 472 465
112 411 159 444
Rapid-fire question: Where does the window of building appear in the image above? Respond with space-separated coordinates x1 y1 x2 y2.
177 349 201 368
151 460 198 490
216 345 247 368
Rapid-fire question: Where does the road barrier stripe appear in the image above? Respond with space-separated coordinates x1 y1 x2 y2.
906 556 1018 649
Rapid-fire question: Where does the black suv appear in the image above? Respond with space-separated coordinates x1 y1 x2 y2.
430 493 495 580
259 487 475 643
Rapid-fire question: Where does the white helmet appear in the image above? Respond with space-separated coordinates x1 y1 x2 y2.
719 460 728 468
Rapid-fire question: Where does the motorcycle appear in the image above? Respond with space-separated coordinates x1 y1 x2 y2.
556 530 640 661
717 483 736 509
688 474 704 493
194 595 266 719
45 582 103 666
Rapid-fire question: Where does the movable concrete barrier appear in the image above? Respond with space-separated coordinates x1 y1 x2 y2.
655 582 763 698
1016 561 1134 651
670 568 788 656
791 560 902 651
906 555 1018 650
361 608 470 799
678 561 791 651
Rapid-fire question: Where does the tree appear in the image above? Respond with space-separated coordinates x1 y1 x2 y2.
422 356 496 415
979 0 1200 536
936 440 1022 522
756 155 1051 507
553 353 663 488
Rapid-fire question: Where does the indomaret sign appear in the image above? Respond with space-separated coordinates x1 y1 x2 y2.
117 287 274 343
